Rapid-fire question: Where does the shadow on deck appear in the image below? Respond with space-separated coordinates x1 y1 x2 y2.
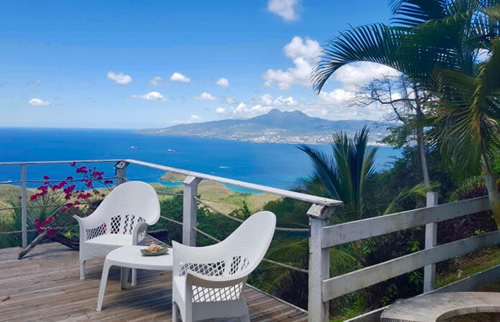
0 243 307 321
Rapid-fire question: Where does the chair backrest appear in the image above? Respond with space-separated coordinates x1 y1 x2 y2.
175 211 276 305
93 181 160 235
220 211 276 277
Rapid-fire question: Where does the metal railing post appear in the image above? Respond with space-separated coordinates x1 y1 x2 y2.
424 192 438 293
21 164 27 248
183 176 202 246
114 161 128 185
308 204 336 322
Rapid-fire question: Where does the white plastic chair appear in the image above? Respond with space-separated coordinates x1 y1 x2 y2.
74 181 160 282
172 211 276 322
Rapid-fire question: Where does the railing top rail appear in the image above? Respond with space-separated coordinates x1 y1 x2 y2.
125 159 342 207
0 159 122 166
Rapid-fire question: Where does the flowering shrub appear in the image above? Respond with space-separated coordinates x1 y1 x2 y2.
29 162 114 237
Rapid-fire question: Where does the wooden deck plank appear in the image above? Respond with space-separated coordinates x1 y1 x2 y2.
0 243 307 321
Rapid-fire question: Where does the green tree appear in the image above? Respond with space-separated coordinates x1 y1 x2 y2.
298 126 377 221
431 39 500 227
312 0 500 225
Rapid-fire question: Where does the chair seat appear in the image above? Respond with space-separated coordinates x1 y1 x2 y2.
86 234 133 246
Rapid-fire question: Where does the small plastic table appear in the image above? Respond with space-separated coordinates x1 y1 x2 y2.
96 245 173 311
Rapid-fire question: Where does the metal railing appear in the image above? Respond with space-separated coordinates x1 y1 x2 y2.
0 158 343 319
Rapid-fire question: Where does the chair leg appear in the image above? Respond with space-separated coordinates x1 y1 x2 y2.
80 260 86 280
172 302 179 322
131 268 137 286
96 262 111 311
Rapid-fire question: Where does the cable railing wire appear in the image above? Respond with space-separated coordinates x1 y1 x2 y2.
194 197 310 232
156 191 184 197
192 226 309 274
159 215 183 226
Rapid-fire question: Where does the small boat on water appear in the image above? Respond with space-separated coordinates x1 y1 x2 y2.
167 149 177 152
130 146 140 150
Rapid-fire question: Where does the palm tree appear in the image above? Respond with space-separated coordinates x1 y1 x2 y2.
432 38 500 227
298 126 377 221
312 0 500 225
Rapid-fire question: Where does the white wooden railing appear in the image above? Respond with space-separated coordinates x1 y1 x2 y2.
308 192 497 322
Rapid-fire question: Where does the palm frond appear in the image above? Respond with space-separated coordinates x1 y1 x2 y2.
431 38 500 174
389 0 448 27
312 24 407 93
297 145 340 199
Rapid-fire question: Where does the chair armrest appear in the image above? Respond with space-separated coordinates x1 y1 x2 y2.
132 221 149 245
186 270 248 289
73 215 89 242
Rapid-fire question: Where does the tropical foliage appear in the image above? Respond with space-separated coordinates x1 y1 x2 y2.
312 0 500 226
298 126 377 221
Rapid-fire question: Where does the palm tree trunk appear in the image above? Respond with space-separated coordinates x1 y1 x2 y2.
416 125 431 188
414 95 431 188
481 157 500 229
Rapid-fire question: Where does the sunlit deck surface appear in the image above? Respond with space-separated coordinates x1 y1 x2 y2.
0 243 307 321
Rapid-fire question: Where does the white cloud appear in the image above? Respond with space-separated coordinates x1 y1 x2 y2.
28 98 50 106
190 114 202 122
150 76 162 86
257 94 297 106
268 0 299 21
194 92 216 101
132 91 166 101
263 36 321 90
284 36 321 61
274 95 297 106
318 89 354 105
233 103 272 118
215 107 227 114
170 72 191 83
333 62 400 91
225 97 237 104
476 48 491 62
216 78 229 88
107 71 132 84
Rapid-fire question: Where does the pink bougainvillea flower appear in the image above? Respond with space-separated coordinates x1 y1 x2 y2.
43 175 49 180
46 229 56 237
34 218 40 223
76 166 88 174
70 161 76 167
104 180 113 185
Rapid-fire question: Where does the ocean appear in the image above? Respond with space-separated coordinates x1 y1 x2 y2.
0 128 401 191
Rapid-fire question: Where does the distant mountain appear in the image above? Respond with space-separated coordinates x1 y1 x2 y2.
139 109 393 144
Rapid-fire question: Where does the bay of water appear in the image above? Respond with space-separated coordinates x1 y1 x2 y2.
0 128 401 191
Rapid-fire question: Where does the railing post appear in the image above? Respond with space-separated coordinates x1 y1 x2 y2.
183 176 201 246
20 164 27 248
308 204 336 322
114 161 128 186
424 192 438 293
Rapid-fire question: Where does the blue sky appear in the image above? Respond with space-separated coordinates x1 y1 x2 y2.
0 0 396 129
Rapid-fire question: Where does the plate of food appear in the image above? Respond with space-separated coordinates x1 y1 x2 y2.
141 242 169 256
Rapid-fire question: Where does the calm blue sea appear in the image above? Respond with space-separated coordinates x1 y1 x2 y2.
0 128 401 191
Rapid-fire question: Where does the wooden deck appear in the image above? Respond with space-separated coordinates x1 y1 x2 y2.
0 243 307 321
